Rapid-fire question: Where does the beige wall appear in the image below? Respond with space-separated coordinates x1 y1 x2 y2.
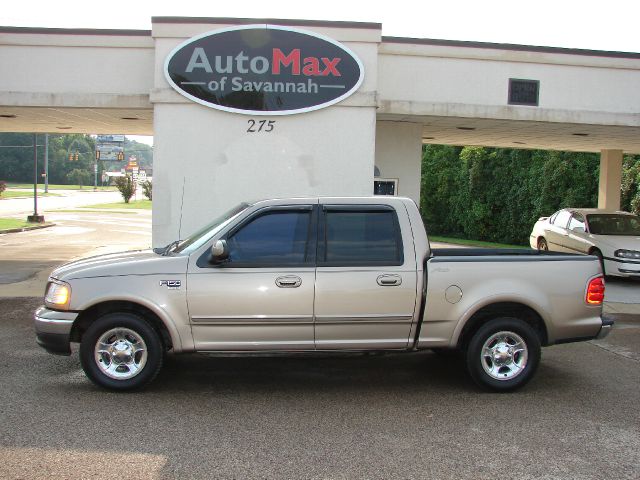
377 42 640 126
375 121 423 204
151 21 381 246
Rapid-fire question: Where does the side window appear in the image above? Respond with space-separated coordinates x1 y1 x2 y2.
226 210 311 265
321 208 403 266
568 214 586 232
553 210 572 228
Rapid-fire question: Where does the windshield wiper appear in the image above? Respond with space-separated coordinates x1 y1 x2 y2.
153 240 180 256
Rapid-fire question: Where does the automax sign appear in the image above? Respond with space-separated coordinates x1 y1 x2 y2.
164 25 365 115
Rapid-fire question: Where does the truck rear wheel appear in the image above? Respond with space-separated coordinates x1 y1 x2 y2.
79 312 163 391
465 317 541 392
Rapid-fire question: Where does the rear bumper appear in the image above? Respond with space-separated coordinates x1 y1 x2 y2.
34 306 77 356
595 315 615 340
554 315 614 345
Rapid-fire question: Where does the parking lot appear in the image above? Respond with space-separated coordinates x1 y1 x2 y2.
1 297 639 479
0 201 639 479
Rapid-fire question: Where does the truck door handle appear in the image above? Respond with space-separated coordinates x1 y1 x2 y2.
275 276 302 288
377 274 402 286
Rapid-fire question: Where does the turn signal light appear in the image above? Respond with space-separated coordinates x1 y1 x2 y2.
586 276 605 305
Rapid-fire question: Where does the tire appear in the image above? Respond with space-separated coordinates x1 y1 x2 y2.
80 312 164 391
537 237 548 251
465 317 541 392
591 249 606 275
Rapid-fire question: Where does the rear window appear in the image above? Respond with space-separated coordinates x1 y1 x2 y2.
321 209 403 266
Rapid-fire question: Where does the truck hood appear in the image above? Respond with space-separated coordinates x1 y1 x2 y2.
51 249 188 281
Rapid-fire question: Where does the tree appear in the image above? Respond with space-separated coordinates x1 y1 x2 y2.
141 180 152 200
0 180 5 197
66 168 91 188
114 175 136 203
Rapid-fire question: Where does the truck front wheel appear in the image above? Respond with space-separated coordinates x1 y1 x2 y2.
465 317 541 392
79 312 164 391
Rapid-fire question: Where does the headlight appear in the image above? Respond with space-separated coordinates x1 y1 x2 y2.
44 280 71 309
614 249 640 260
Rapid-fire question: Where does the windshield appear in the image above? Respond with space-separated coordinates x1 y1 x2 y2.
171 203 250 254
586 214 640 236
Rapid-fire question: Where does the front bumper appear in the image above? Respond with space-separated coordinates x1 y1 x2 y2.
604 258 640 277
34 306 77 356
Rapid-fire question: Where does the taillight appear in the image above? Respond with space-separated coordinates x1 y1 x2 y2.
586 276 605 305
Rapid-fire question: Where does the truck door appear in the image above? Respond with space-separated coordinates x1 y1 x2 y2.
187 205 317 351
314 203 418 350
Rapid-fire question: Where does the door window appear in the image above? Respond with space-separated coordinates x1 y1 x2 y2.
226 210 312 266
553 210 572 228
320 208 403 266
568 213 586 233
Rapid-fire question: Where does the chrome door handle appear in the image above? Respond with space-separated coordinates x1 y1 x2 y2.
275 275 302 288
377 274 402 286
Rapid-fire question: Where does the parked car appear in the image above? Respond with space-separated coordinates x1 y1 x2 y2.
35 197 611 392
530 208 640 277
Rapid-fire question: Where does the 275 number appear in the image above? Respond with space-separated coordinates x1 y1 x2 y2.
247 120 275 133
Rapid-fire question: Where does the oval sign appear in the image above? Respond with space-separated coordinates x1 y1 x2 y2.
164 25 365 115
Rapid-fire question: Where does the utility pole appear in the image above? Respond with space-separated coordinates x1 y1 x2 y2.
44 133 49 193
28 133 44 223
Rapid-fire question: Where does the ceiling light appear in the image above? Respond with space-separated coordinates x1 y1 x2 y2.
456 127 476 131
56 126 72 130
513 141 526 145
0 114 16 118
121 117 139 120
572 133 589 137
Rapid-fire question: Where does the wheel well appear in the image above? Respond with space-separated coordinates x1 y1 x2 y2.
70 301 173 350
457 302 548 348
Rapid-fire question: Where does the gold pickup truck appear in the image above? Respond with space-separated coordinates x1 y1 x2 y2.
34 197 612 392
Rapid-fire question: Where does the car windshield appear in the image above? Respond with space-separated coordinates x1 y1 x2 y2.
169 203 251 254
586 214 640 236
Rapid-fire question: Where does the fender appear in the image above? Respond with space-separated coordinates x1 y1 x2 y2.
77 293 191 353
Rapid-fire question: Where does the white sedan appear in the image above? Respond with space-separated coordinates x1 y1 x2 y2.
530 208 640 277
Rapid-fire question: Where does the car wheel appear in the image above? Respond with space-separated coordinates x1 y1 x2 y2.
465 317 541 392
591 249 606 275
80 312 164 391
537 237 548 251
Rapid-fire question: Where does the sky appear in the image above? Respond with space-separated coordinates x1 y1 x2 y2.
4 0 639 147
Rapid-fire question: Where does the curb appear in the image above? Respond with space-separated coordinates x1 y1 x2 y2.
0 223 55 234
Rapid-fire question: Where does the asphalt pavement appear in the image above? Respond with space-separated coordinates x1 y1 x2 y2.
1 296 639 479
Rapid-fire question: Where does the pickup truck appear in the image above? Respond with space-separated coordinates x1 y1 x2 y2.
34 197 612 392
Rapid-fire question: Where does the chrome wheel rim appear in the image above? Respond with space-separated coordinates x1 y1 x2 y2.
94 328 148 380
481 331 528 381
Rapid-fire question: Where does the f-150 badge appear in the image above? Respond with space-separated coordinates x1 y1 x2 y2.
160 280 181 290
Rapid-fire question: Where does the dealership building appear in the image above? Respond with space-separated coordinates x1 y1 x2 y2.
1 17 639 245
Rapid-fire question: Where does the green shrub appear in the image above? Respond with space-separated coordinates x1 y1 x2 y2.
114 175 136 203
141 180 152 201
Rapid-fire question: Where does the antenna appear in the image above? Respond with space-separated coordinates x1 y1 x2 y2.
178 176 186 239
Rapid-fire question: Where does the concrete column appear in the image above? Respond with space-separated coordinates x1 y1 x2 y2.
374 121 423 204
598 149 623 211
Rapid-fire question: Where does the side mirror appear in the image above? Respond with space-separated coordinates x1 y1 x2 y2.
572 226 585 234
210 239 229 264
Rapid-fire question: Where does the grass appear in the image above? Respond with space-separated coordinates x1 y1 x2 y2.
85 199 152 210
6 183 116 191
53 209 137 214
429 235 529 249
0 218 33 230
0 191 61 199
